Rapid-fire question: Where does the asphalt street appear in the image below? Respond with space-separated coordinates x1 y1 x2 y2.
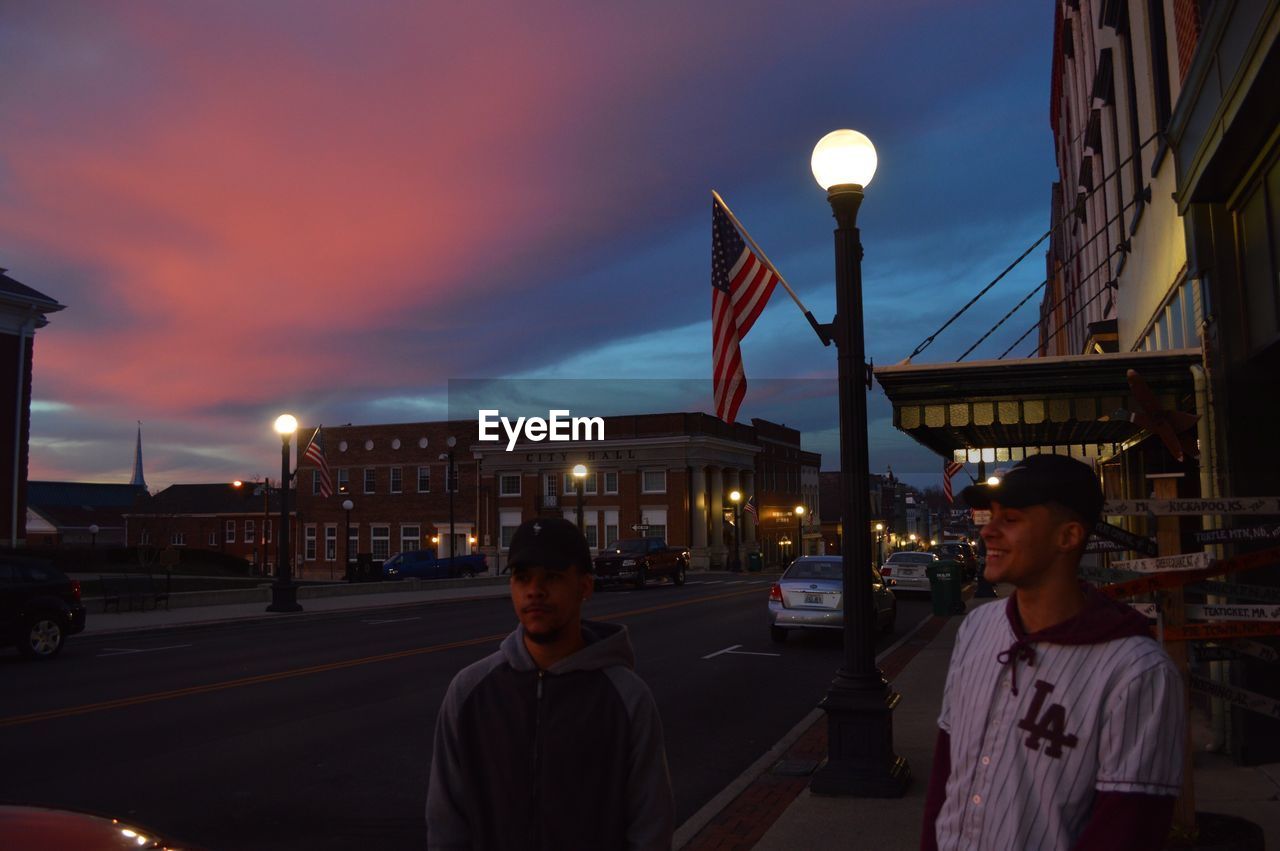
1 575 931 850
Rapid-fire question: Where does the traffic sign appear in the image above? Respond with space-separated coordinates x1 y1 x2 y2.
1193 523 1280 545
1112 552 1210 573
1092 521 1159 557
1103 497 1280 516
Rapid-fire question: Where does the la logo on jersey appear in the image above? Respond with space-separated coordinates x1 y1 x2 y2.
1017 680 1079 758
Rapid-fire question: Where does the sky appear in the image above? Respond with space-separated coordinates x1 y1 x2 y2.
0 1 1058 493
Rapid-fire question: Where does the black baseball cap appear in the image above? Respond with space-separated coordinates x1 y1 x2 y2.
961 454 1103 527
507 517 593 573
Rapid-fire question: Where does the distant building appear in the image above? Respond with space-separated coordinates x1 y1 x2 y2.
124 483 289 573
0 267 65 547
25 481 147 547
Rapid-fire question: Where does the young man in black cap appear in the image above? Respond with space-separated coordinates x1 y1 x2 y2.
426 517 674 850
921 454 1184 851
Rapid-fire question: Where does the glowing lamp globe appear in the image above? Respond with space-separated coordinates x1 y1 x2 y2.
572 464 588 478
811 129 877 190
274 414 298 436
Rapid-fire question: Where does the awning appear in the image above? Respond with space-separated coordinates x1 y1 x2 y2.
874 349 1202 460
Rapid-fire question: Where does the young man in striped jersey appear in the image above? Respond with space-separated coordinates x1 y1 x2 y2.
922 454 1184 851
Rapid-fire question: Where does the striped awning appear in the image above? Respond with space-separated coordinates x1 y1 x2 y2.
873 349 1202 461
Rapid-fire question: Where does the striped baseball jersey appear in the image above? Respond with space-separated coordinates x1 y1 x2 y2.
933 587 1184 850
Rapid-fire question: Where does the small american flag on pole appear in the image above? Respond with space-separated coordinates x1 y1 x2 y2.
744 495 757 519
712 195 780 424
303 426 333 498
942 459 964 503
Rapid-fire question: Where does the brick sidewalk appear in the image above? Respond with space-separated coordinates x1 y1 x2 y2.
684 614 952 850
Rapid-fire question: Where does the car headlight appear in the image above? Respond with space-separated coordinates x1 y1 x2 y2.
622 559 636 566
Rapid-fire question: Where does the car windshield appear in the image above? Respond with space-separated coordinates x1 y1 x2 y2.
887 553 934 564
785 560 843 580
608 540 647 554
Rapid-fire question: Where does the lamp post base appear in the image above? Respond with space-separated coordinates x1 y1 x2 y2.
810 676 911 797
266 581 304 613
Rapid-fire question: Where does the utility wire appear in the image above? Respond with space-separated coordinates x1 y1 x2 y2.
1030 278 1115 358
903 128 1160 363
960 188 1143 361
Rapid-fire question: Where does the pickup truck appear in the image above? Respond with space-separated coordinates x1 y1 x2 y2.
593 537 689 589
382 549 488 580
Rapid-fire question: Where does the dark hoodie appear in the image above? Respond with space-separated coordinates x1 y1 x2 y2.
427 620 674 851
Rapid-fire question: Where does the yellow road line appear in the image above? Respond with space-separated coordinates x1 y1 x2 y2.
1 586 762 728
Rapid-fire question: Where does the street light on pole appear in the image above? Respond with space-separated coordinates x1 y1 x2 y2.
874 522 884 566
794 505 806 558
440 437 457 567
89 524 99 559
342 499 354 581
572 464 588 531
268 414 302 612
728 489 742 571
808 128 908 796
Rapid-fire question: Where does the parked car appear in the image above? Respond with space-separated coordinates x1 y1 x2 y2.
934 541 979 581
0 803 197 850
879 551 939 594
593 537 688 589
767 556 896 643
0 558 87 660
382 549 487 580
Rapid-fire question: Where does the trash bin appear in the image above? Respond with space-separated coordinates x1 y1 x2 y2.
356 552 375 582
747 551 763 572
927 559 965 615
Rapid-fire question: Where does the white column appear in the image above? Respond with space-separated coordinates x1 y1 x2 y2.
708 465 725 568
690 465 709 569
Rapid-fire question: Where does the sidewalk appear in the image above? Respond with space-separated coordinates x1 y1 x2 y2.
678 587 1280 849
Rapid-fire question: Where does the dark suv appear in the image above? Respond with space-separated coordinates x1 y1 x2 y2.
935 541 979 581
0 558 87 659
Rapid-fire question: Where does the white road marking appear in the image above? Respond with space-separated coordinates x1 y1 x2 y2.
701 643 781 660
97 644 192 657
364 617 422 625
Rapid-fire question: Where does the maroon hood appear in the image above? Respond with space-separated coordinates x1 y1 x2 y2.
997 582 1151 695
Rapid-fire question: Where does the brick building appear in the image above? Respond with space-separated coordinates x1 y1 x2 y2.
125 482 288 573
294 413 816 572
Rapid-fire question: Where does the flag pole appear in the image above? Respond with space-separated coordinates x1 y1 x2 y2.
713 190 832 346
294 425 321 480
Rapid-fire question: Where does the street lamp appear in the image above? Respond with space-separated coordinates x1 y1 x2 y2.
342 499 354 581
986 475 1001 486
439 437 457 566
728 489 742 571
794 505 806 558
89 524 99 557
909 533 918 551
809 128 909 796
572 463 588 531
268 414 302 612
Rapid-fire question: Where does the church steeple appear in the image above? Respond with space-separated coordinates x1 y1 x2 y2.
130 423 147 489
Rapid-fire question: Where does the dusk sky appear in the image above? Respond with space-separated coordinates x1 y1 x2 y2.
1 2 1056 493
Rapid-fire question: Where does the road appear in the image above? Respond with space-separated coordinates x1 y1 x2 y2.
1 575 931 849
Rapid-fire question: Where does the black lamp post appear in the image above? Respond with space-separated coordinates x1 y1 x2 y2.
572 463 588 531
794 505 805 558
728 489 742 571
342 498 354 581
874 522 884 567
268 414 303 612
808 129 909 795
440 437 457 567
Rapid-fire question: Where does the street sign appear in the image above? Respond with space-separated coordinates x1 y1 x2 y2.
1092 521 1159 557
1112 552 1210 573
1163 621 1280 641
1227 639 1280 664
1193 523 1280 545
1103 497 1280 516
1190 674 1280 720
1193 580 1280 605
631 524 649 532
1100 545 1280 600
1129 603 1158 619
970 509 991 525
1186 603 1280 622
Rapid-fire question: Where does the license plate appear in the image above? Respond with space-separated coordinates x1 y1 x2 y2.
804 593 824 605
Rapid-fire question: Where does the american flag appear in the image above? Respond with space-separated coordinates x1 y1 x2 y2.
303 427 333 498
712 196 780 424
942 459 964 503
744 495 757 519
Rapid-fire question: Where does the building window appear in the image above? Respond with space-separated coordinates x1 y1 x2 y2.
641 508 667 542
312 470 322 496
401 524 420 555
642 470 666 494
500 510 522 549
585 523 598 549
347 525 358 562
170 531 185 546
390 467 403 494
245 519 255 544
337 468 350 494
371 525 390 560
140 529 151 545
604 472 618 494
305 526 317 561
417 466 431 493
225 520 236 543
604 509 619 548
500 474 521 496
325 526 337 561
266 519 272 543
364 468 376 494
563 473 598 495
